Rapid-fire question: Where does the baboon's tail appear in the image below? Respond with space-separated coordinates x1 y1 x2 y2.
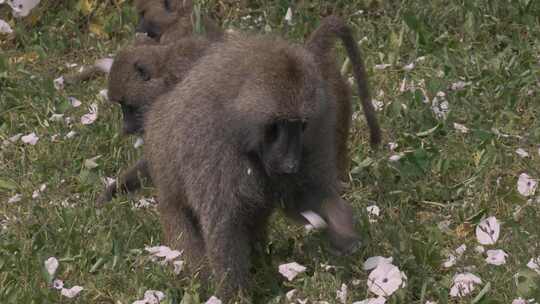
306 15 381 147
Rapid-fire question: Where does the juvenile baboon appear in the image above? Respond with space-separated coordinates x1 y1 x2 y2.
134 0 222 43
143 16 376 300
96 37 211 204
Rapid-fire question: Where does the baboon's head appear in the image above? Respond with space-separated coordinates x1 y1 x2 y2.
108 44 169 135
241 48 324 176
134 0 192 40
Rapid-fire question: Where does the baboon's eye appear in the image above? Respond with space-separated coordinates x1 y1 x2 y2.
265 123 279 143
134 62 151 81
163 0 172 12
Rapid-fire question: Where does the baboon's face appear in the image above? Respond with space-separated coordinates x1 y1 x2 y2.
108 46 168 135
135 0 182 39
258 119 307 175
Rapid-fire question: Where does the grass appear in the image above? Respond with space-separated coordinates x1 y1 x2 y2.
1 0 540 303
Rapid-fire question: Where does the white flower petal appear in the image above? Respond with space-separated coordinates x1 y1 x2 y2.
61 286 83 298
44 257 59 277
284 7 293 25
68 97 82 107
286 289 297 301
98 89 109 101
94 58 114 73
449 273 482 297
367 263 404 297
173 260 184 274
517 173 537 197
453 123 469 133
353 297 386 304
474 245 485 254
389 154 404 162
442 254 457 268
278 262 306 281
8 133 23 142
52 279 64 290
300 210 327 229
374 64 391 70
297 299 308 304
0 19 13 34
366 205 380 217
135 197 157 209
336 283 347 304
363 256 393 271
388 142 398 151
485 249 508 266
21 132 39 145
134 137 144 149
103 177 116 187
8 0 41 18
8 193 22 203
81 103 98 125
65 131 77 139
455 244 467 255
526 257 540 274
403 62 415 71
49 113 64 122
143 290 165 304
372 99 384 111
475 216 500 245
516 148 529 158
205 296 222 304
451 81 472 91
84 155 100 169
54 76 64 90
512 298 528 304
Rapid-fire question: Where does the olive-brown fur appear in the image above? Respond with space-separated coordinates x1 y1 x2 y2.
144 29 361 301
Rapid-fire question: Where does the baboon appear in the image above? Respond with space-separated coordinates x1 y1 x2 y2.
96 36 211 204
143 15 378 301
134 0 222 43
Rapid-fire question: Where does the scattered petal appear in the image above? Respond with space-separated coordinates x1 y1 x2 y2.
388 154 404 162
0 19 13 34
145 245 182 262
474 245 485 254
516 148 529 158
68 97 82 107
84 155 100 169
353 297 386 304
81 103 98 125
374 64 391 70
526 257 540 274
517 173 537 197
320 263 337 271
301 210 327 229
455 244 467 255
95 58 114 73
8 0 41 18
485 249 508 266
449 273 482 297
284 7 293 25
372 99 384 111
286 289 297 301
134 137 144 149
103 177 116 187
451 81 472 91
54 76 64 90
431 92 449 120
61 286 83 298
363 256 393 271
52 279 64 290
173 260 184 274
8 133 23 142
367 263 405 297
512 298 527 304
336 283 348 304
442 254 457 268
416 56 426 62
453 123 469 133
366 205 380 217
143 290 165 304
205 296 222 304
44 257 59 277
32 189 40 199
476 216 500 245
21 132 39 145
278 262 306 281
134 197 157 209
49 113 64 122
8 194 22 203
65 131 77 139
297 299 308 304
425 301 437 304
403 62 415 71
388 142 398 151
98 89 109 101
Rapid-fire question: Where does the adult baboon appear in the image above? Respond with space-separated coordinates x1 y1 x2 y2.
143 16 377 301
134 0 222 43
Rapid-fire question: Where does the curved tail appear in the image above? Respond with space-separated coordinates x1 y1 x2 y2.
306 15 381 147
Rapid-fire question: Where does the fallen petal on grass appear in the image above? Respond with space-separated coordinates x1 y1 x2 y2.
301 210 327 229
367 263 405 297
60 285 83 298
336 283 347 304
517 173 537 197
8 194 22 203
54 76 64 90
278 262 306 281
205 296 222 304
449 273 482 297
21 132 39 145
485 249 508 266
0 19 13 34
515 148 529 158
476 216 500 245
363 256 393 271
44 257 59 277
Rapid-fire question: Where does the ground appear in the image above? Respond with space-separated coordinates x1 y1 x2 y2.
1 0 540 303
